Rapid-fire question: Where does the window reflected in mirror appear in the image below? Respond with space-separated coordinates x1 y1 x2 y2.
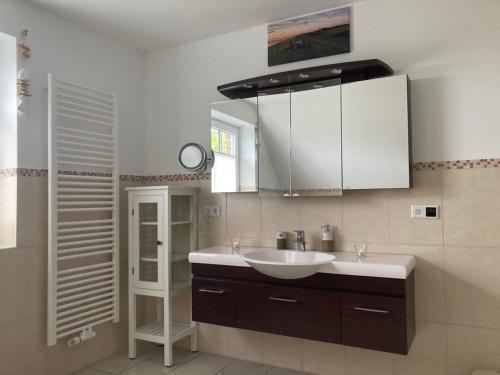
211 98 257 193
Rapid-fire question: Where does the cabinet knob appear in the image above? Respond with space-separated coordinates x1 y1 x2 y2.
157 240 162 245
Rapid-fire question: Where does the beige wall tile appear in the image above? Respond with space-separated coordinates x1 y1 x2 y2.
262 333 301 371
298 196 342 250
86 321 127 364
198 235 228 249
16 176 48 247
47 337 90 375
448 324 500 375
261 197 299 241
0 325 4 375
2 316 47 375
302 339 345 375
227 327 262 362
394 321 447 375
198 323 228 356
198 180 227 237
389 245 446 322
0 246 46 325
390 171 443 245
443 168 500 247
345 347 394 375
445 246 500 329
342 190 391 244
0 176 17 248
336 242 391 253
227 193 261 238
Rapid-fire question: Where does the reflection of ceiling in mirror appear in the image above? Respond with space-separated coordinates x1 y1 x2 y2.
211 98 257 128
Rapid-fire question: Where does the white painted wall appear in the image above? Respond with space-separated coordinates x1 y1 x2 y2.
144 0 500 174
0 0 145 173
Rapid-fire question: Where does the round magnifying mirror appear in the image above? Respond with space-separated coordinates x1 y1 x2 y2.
178 143 208 172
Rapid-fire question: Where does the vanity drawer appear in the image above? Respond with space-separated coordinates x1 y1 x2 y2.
236 282 341 343
341 292 408 354
192 277 235 327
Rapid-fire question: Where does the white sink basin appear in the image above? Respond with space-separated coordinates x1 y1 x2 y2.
242 250 335 279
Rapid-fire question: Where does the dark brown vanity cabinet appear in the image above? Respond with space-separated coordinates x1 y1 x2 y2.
236 282 341 343
192 264 415 355
192 277 235 326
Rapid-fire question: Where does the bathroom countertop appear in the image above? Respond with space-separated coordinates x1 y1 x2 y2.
188 246 416 279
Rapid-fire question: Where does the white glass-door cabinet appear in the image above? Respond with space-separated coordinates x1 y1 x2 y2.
126 186 198 366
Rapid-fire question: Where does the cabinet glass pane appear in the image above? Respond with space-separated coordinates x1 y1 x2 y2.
139 202 158 283
171 195 191 223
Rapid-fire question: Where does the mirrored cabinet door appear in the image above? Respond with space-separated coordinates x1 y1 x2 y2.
133 195 164 290
211 98 258 193
291 85 342 196
341 75 410 189
258 90 291 197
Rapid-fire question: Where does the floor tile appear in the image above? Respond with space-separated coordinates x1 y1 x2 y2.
168 353 234 375
150 347 201 366
72 368 111 375
266 368 308 375
88 349 157 374
215 359 271 375
121 360 177 375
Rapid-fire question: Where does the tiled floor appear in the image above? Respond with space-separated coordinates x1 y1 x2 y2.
73 347 313 375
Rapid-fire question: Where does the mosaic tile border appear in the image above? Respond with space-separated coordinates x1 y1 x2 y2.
0 168 210 181
2 158 500 178
413 158 500 171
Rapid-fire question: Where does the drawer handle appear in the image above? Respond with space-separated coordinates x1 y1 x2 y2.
268 296 298 303
353 307 390 314
198 288 225 294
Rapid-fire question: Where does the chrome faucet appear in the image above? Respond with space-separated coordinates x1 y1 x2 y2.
292 230 307 251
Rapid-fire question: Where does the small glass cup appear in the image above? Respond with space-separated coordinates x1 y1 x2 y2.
231 236 241 254
354 243 367 259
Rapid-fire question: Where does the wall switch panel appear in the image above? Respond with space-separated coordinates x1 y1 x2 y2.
411 205 439 219
204 206 221 217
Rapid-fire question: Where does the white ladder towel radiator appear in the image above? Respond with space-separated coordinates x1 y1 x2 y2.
47 74 120 346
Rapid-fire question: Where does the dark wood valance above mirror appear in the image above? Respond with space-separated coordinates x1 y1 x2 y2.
217 59 393 99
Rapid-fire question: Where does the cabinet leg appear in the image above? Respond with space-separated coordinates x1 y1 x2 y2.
128 293 137 359
164 344 173 367
190 324 199 352
128 338 137 359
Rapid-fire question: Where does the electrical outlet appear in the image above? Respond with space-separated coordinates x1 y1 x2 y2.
204 205 221 217
411 205 439 219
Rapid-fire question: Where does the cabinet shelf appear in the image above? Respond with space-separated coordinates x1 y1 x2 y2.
140 253 188 263
171 220 191 226
140 254 158 262
133 320 194 344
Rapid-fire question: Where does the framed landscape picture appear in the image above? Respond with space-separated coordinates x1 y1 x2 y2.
268 7 350 66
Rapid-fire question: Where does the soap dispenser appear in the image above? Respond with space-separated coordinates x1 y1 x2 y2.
321 225 334 251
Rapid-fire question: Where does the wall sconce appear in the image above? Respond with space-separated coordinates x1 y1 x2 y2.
17 29 31 108
17 68 31 100
17 29 30 57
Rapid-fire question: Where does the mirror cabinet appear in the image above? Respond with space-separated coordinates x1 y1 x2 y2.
210 72 410 196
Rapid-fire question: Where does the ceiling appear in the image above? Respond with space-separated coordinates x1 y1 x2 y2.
23 0 359 52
